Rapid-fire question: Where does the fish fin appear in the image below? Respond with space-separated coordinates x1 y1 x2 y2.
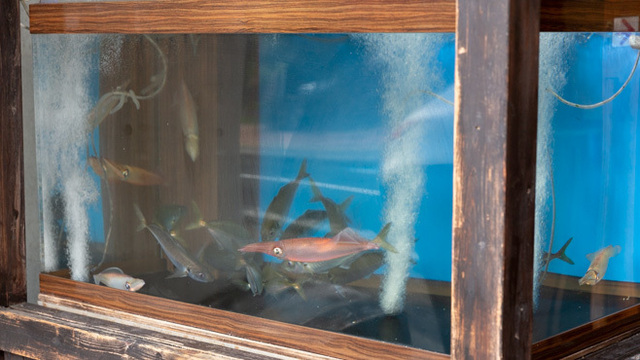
165 270 187 279
293 283 307 301
586 252 595 262
612 245 622 256
184 200 205 230
333 228 364 244
557 237 574 265
93 275 100 285
245 264 264 296
339 195 354 212
373 223 397 253
296 159 310 181
133 203 147 231
101 267 124 274
308 177 323 203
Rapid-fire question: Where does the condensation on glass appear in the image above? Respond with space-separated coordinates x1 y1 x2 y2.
534 32 640 341
31 33 456 353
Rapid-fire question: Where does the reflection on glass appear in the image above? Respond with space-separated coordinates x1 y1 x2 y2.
32 33 455 353
535 32 640 341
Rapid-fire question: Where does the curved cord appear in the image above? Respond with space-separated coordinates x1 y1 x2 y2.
547 50 640 110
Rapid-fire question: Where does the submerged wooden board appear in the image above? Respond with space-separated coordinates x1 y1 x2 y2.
28 0 640 34
39 273 449 360
29 0 455 34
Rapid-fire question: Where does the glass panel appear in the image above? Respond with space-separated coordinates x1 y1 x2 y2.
535 32 640 341
32 33 454 353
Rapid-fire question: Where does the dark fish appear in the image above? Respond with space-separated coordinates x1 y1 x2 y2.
280 209 327 240
541 237 574 268
261 159 310 242
328 252 385 285
308 177 353 236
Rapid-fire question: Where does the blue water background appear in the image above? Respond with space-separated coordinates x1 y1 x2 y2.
259 34 455 281
544 33 640 282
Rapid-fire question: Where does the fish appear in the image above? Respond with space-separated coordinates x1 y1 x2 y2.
328 252 385 285
240 223 395 262
88 157 164 186
178 79 199 162
153 204 188 233
260 159 310 242
185 201 253 252
280 209 327 240
262 263 308 300
281 252 364 275
93 267 145 292
308 177 353 236
541 237 574 268
579 244 621 286
134 204 214 283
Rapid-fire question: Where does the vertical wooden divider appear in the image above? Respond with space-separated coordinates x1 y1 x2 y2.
452 0 540 357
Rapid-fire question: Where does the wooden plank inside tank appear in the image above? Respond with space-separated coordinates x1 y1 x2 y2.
91 34 259 273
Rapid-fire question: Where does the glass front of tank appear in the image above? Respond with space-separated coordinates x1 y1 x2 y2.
534 32 640 341
32 33 455 353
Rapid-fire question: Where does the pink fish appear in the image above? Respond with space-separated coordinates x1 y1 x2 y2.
239 223 394 262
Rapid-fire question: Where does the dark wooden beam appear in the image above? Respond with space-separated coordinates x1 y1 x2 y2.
452 0 539 357
0 0 26 307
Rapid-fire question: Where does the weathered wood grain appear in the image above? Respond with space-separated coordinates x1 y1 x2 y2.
533 304 640 359
29 0 455 34
0 0 26 307
28 0 640 34
0 303 317 360
452 0 539 358
39 273 448 360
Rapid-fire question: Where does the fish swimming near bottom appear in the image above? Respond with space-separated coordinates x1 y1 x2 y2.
579 244 621 286
239 223 395 263
135 204 214 283
93 267 145 292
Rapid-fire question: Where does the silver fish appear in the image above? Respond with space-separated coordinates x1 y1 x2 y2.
93 267 145 292
261 159 310 242
178 79 199 162
309 177 352 236
135 204 214 283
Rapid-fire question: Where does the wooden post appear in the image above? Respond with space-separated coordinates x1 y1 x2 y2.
0 0 26 307
452 0 540 357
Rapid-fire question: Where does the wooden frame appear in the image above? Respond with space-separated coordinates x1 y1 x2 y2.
2 0 640 359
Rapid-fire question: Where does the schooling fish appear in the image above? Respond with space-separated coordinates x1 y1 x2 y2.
260 159 310 242
88 157 164 186
579 244 621 286
240 223 395 263
134 204 214 283
541 237 575 268
178 79 199 162
308 177 353 237
93 267 145 292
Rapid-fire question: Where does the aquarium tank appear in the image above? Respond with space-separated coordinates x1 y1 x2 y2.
32 33 456 353
31 29 640 353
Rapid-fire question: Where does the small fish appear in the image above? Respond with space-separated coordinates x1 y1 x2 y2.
93 267 145 292
178 79 199 162
135 204 214 283
263 264 308 300
185 201 253 252
308 177 353 236
541 237 574 269
280 209 327 240
579 245 621 286
240 223 395 262
153 204 188 233
281 252 364 275
260 159 310 242
88 157 164 186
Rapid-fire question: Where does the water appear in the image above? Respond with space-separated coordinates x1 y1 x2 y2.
30 32 640 353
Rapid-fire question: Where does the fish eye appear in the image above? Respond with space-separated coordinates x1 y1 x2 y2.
125 282 131 290
273 247 283 256
121 168 130 179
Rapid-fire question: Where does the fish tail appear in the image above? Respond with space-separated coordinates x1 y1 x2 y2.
184 200 205 230
557 237 574 265
373 222 397 253
308 177 324 203
296 159 310 181
133 203 147 232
